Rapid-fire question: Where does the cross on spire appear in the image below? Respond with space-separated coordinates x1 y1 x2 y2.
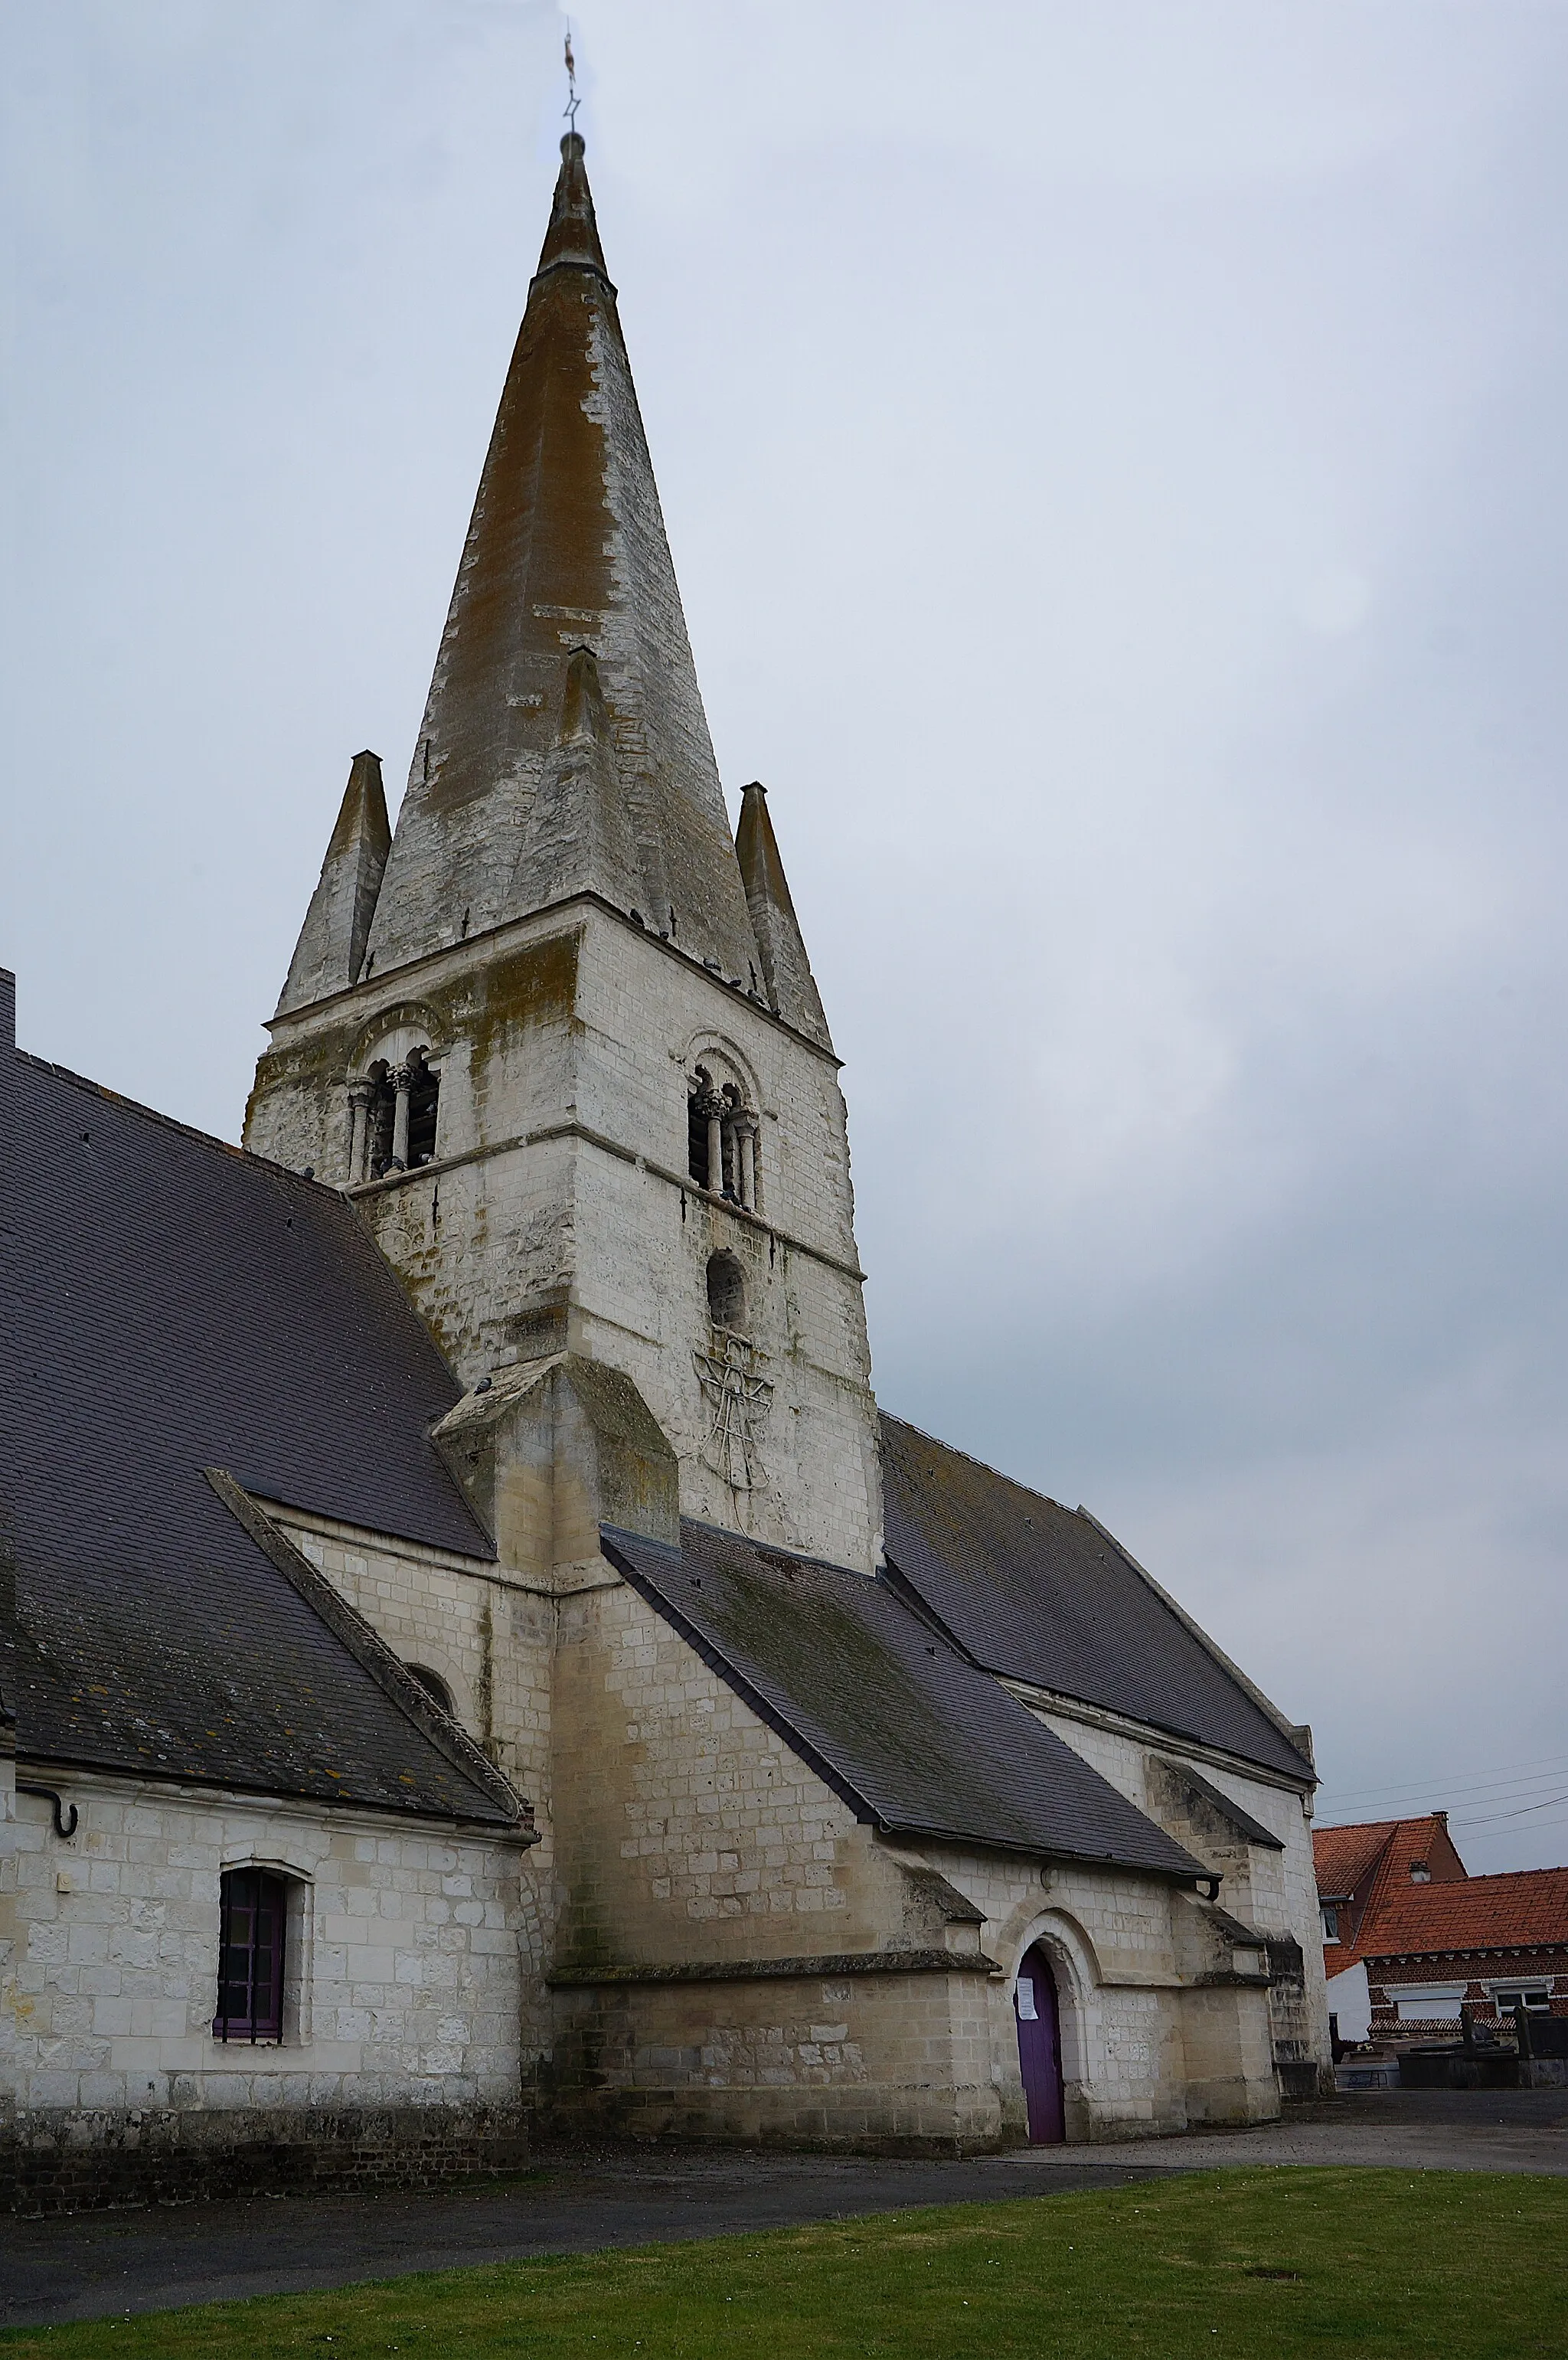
564 25 580 132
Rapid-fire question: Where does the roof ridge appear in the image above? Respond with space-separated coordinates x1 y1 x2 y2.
678 1513 862 1579
1431 1862 1568 1889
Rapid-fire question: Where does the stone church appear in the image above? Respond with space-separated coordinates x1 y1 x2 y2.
2 136 1330 2207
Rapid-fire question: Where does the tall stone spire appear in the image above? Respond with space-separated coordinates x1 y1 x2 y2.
276 750 390 1015
735 781 831 1050
361 134 759 985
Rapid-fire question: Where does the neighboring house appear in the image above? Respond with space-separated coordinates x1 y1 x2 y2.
1315 1818 1568 2042
2 133 1332 2208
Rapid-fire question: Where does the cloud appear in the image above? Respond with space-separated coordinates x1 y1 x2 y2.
5 0 1566 1870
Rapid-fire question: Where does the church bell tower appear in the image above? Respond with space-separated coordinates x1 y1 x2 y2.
245 135 880 1574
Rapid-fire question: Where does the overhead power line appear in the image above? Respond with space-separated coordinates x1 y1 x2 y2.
1448 1789 1568 1829
1316 1751 1568 1811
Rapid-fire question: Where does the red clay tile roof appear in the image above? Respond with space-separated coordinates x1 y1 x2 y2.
1315 1820 1410 1898
1355 1868 1568 1962
1316 1814 1472 1976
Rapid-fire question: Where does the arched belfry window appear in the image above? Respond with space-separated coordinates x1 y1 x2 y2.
404 1048 440 1169
686 1065 760 1211
349 1041 441 1182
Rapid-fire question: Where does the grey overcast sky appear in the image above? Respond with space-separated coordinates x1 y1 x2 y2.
5 2 1567 1868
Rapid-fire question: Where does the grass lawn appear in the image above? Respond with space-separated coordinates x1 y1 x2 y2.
4 2169 1565 2358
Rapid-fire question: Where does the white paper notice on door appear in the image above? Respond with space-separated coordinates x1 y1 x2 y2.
1016 1978 1037 2020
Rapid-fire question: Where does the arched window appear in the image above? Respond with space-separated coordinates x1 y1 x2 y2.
405 1048 440 1169
351 1044 441 1181
364 1059 396 1177
686 1067 760 1211
707 1249 746 1333
688 1066 718 1189
406 1664 454 1716
214 1868 287 2042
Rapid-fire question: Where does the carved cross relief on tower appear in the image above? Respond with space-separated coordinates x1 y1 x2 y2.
694 1327 773 1492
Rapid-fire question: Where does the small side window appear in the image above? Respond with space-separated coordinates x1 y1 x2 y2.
1494 1987 1550 2014
1321 1904 1341 1943
214 1868 287 2041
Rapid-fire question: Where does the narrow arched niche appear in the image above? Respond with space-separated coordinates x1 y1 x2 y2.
706 1249 746 1334
405 1664 454 1716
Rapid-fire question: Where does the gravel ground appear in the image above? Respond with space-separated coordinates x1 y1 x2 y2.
3 2090 1564 2332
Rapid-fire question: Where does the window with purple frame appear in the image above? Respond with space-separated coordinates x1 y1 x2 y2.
214 1868 286 2041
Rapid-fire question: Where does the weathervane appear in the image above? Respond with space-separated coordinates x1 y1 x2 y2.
564 25 580 132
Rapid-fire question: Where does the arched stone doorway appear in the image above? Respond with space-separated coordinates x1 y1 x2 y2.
1014 1942 1067 2143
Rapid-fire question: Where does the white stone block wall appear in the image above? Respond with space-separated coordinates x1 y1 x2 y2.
1034 1703 1331 2080
271 1512 554 1807
553 1580 881 1960
248 898 884 1574
901 1844 1203 2139
4 1778 533 2118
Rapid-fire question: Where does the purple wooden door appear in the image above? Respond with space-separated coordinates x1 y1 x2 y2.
1014 1944 1066 2143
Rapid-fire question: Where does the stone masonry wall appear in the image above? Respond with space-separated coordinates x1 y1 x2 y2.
2 1773 534 2205
1033 1703 1331 2093
270 1504 559 2056
246 898 883 1574
549 1965 1004 2152
251 1520 1288 2146
544 1583 1276 2144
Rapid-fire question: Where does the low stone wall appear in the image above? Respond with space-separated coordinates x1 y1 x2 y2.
3 2101 531 2217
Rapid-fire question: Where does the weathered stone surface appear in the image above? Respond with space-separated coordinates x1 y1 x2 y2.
3 1777 538 2176
433 1352 681 1579
276 750 391 1017
247 898 882 1574
4 2100 529 2218
356 136 760 989
737 782 831 1051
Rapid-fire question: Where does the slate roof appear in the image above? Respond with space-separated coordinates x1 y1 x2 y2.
601 1519 1208 1881
880 1415 1314 1783
2 995 516 1826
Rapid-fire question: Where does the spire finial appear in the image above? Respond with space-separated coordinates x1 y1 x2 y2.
563 24 580 136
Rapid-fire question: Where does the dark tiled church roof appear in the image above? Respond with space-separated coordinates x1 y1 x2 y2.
2 983 515 1826
880 1416 1314 1783
601 1519 1207 1881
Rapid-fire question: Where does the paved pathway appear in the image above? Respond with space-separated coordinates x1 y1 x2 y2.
4 2091 1564 2332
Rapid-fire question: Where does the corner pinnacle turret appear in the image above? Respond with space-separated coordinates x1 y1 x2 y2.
736 782 831 1050
357 132 760 988
276 750 390 1015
